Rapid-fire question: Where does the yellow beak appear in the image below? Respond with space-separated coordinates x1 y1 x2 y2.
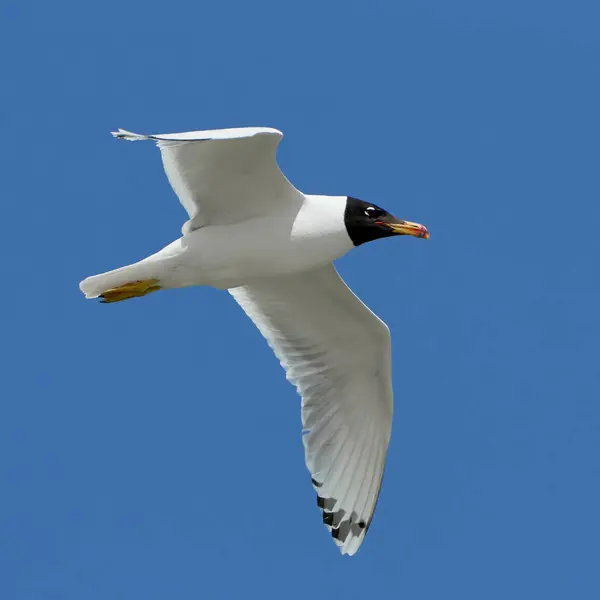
379 220 430 239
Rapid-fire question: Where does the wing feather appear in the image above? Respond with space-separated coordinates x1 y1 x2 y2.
230 264 393 555
112 127 302 231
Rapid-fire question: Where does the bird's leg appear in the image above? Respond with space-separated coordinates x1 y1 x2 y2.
99 279 161 303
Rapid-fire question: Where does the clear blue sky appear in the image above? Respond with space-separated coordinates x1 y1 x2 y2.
1 1 599 598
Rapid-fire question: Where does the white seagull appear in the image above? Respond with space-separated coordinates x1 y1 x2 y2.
80 127 429 556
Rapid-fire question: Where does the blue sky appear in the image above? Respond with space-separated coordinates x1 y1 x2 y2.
1 1 599 598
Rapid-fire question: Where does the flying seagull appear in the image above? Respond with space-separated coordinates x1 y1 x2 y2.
80 127 429 555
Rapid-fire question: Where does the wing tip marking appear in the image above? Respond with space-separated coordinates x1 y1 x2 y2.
316 491 370 555
111 129 149 141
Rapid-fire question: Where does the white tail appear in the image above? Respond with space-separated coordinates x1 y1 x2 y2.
79 261 158 299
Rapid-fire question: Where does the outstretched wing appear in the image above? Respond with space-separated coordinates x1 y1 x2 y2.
230 264 393 556
112 127 303 232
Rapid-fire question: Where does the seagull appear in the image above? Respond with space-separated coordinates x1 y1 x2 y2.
80 127 429 556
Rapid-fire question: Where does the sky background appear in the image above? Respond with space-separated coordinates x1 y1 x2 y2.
1 1 599 598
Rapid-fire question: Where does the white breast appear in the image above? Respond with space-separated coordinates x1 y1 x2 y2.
170 195 353 289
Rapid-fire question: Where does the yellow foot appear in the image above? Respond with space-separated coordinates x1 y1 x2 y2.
99 279 161 303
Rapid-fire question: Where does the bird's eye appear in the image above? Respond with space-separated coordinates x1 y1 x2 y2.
364 206 382 219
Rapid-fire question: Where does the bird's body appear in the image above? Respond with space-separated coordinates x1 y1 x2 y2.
83 194 353 293
80 127 429 555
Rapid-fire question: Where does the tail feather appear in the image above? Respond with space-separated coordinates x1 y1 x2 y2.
79 262 159 299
